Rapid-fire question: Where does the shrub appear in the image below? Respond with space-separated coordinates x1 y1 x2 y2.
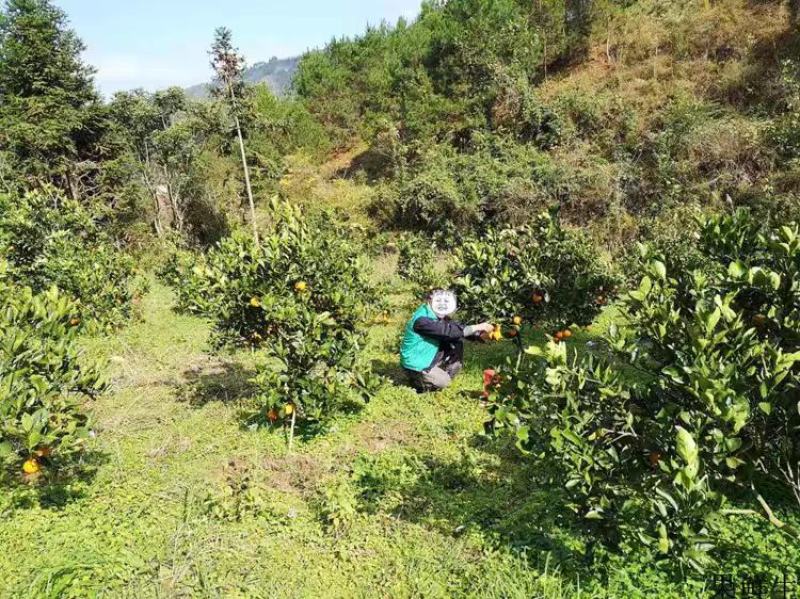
169 201 379 428
0 263 107 481
396 233 442 293
0 189 146 328
488 209 800 569
157 247 213 316
453 210 617 330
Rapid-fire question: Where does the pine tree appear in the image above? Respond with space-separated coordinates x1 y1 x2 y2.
0 0 100 195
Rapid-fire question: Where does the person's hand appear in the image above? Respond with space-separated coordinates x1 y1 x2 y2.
472 322 494 334
464 322 493 338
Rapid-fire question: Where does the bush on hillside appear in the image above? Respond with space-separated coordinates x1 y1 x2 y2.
395 233 445 294
488 209 800 569
0 263 107 481
0 190 146 328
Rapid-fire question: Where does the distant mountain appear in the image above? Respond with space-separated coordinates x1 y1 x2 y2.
186 55 300 99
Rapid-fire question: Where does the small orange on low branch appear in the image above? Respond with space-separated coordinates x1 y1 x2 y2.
22 458 40 475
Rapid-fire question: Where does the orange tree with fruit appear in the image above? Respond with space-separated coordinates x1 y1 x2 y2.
452 209 617 337
0 262 107 483
0 190 147 329
168 200 380 434
486 209 800 571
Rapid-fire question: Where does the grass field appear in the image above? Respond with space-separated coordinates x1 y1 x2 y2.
1 280 798 598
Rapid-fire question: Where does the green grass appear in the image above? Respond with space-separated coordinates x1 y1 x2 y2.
0 281 798 598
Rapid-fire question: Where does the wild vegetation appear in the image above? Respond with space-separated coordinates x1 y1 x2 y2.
1 0 800 596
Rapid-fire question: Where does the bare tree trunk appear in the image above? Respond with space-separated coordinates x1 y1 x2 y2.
64 167 79 201
141 143 164 237
231 101 258 245
162 165 183 232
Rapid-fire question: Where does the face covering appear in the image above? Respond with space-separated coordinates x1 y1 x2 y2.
430 290 457 318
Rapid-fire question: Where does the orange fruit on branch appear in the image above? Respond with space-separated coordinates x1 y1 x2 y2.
22 458 40 475
294 281 308 293
249 297 261 308
512 316 522 326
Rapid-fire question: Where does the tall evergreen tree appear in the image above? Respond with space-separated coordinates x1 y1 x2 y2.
0 0 99 195
210 27 258 244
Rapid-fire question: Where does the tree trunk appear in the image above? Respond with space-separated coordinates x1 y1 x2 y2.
141 143 164 237
234 113 258 245
162 165 183 232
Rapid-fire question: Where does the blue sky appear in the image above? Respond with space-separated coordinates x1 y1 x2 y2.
56 0 422 96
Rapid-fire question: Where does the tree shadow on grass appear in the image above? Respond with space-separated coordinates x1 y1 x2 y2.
1 449 108 512
370 357 411 387
175 360 259 408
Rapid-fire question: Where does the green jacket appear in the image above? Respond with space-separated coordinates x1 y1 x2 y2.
400 304 441 372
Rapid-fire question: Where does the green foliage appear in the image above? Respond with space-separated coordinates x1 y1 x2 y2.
396 234 442 294
489 209 800 569
0 264 107 479
164 201 379 427
453 210 617 328
0 0 115 199
370 136 552 237
768 60 800 161
0 189 146 328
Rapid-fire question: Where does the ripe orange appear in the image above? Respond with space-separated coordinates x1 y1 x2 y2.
294 281 308 293
532 293 543 304
554 331 564 341
649 451 663 467
69 317 80 327
562 329 572 339
22 458 40 475
507 329 518 338
267 408 279 423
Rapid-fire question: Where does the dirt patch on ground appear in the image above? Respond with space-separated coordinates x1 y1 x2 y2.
261 453 329 497
349 420 417 454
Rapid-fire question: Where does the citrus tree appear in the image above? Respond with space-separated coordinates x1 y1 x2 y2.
0 190 146 329
487 209 800 570
0 263 107 481
168 200 379 430
453 210 617 333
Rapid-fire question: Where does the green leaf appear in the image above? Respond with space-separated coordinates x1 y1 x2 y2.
0 441 13 457
676 427 699 478
651 260 667 281
727 261 745 278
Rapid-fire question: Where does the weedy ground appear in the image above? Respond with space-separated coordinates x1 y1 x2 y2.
0 278 798 598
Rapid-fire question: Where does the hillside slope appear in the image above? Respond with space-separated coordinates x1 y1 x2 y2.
186 55 299 99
